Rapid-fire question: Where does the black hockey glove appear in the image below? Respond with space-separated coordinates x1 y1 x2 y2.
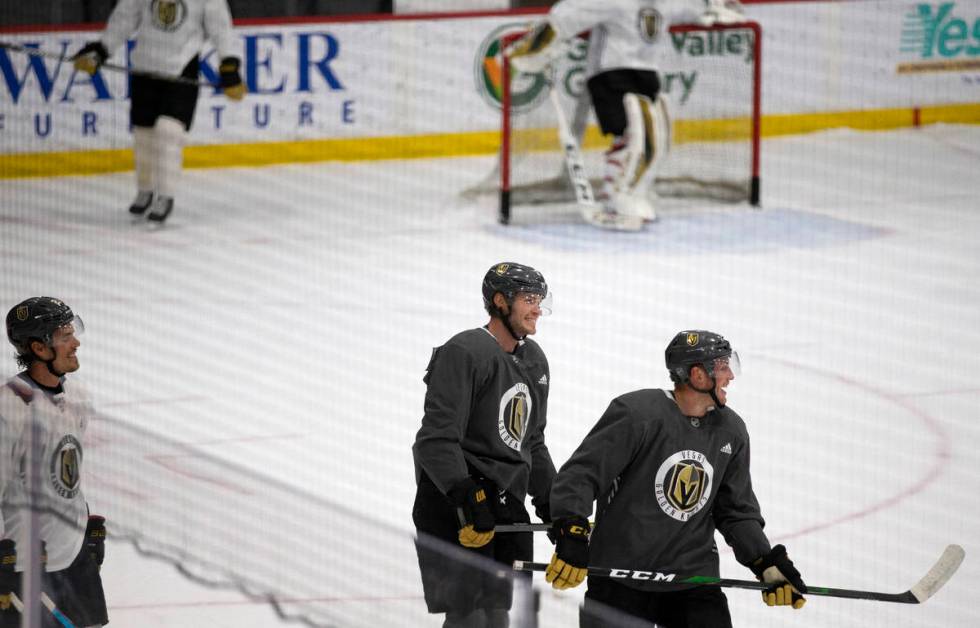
533 501 557 544
750 544 807 609
0 539 17 613
447 477 495 548
72 41 108 75
545 516 590 590
86 515 106 569
219 57 246 101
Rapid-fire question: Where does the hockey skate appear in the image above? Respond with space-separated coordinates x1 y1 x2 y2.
146 196 174 223
128 191 154 216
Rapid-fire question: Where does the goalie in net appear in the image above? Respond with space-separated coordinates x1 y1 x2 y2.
497 0 758 230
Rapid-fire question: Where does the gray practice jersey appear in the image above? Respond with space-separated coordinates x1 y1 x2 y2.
548 0 705 78
100 0 237 75
551 389 770 590
0 374 93 571
413 328 557 508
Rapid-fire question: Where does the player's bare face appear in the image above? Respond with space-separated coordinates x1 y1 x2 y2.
509 292 543 337
50 325 81 373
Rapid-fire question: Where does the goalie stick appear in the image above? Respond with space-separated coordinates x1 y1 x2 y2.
546 86 643 232
0 41 213 87
514 544 964 604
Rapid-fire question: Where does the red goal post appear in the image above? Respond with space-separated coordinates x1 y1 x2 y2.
495 21 762 225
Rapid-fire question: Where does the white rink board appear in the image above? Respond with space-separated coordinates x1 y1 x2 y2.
0 0 978 154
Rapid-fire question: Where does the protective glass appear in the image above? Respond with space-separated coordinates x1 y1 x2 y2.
50 316 85 346
515 291 553 316
711 351 740 377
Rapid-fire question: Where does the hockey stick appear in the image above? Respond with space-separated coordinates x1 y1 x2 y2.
514 544 965 604
495 522 544 533
548 84 643 231
41 591 78 628
0 41 214 87
8 592 77 627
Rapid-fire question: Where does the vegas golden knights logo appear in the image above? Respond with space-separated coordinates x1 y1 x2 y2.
49 435 82 499
61 449 79 489
507 393 527 439
151 0 187 31
498 382 532 452
667 462 705 510
494 263 510 276
686 332 699 346
655 450 714 522
637 8 663 43
16 305 29 321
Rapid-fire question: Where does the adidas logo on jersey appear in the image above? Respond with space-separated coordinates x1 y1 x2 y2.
720 442 732 455
538 374 548 385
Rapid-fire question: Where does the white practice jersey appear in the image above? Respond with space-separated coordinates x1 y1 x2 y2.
0 374 94 571
100 0 238 76
548 0 706 77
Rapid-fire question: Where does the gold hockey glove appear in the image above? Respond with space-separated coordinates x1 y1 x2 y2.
545 517 590 590
448 477 495 548
219 57 247 101
86 515 106 569
0 539 16 612
751 544 807 609
72 41 108 75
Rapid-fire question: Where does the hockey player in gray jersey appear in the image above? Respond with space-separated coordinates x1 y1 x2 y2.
546 330 806 628
413 262 558 628
507 0 745 231
1 298 107 627
73 0 245 224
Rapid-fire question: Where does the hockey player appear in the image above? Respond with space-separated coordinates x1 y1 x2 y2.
73 0 245 224
1 298 107 627
507 0 745 231
413 262 558 628
545 330 806 628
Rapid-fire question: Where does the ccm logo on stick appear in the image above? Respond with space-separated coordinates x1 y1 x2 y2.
608 569 675 582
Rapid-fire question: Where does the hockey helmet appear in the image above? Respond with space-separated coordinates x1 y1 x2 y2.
665 330 739 384
482 262 551 314
6 297 83 356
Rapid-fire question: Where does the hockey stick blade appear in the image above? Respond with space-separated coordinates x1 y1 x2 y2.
514 544 965 604
908 544 965 603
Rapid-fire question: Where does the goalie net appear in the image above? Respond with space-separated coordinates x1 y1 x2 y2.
467 22 762 224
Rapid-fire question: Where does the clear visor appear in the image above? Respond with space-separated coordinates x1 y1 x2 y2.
710 351 740 377
514 291 553 316
50 316 85 346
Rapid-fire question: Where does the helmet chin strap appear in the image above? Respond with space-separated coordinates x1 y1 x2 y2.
500 304 525 342
689 368 724 408
491 297 526 343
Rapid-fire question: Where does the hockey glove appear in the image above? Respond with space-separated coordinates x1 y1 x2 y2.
0 539 16 612
86 515 106 569
699 0 745 26
545 517 590 590
751 544 807 609
219 57 247 101
447 477 495 548
72 41 108 75
506 21 562 75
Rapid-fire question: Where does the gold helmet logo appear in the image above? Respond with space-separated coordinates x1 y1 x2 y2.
495 263 510 276
16 305 29 321
686 332 699 346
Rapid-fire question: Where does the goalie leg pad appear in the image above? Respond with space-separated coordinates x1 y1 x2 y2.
603 93 671 221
